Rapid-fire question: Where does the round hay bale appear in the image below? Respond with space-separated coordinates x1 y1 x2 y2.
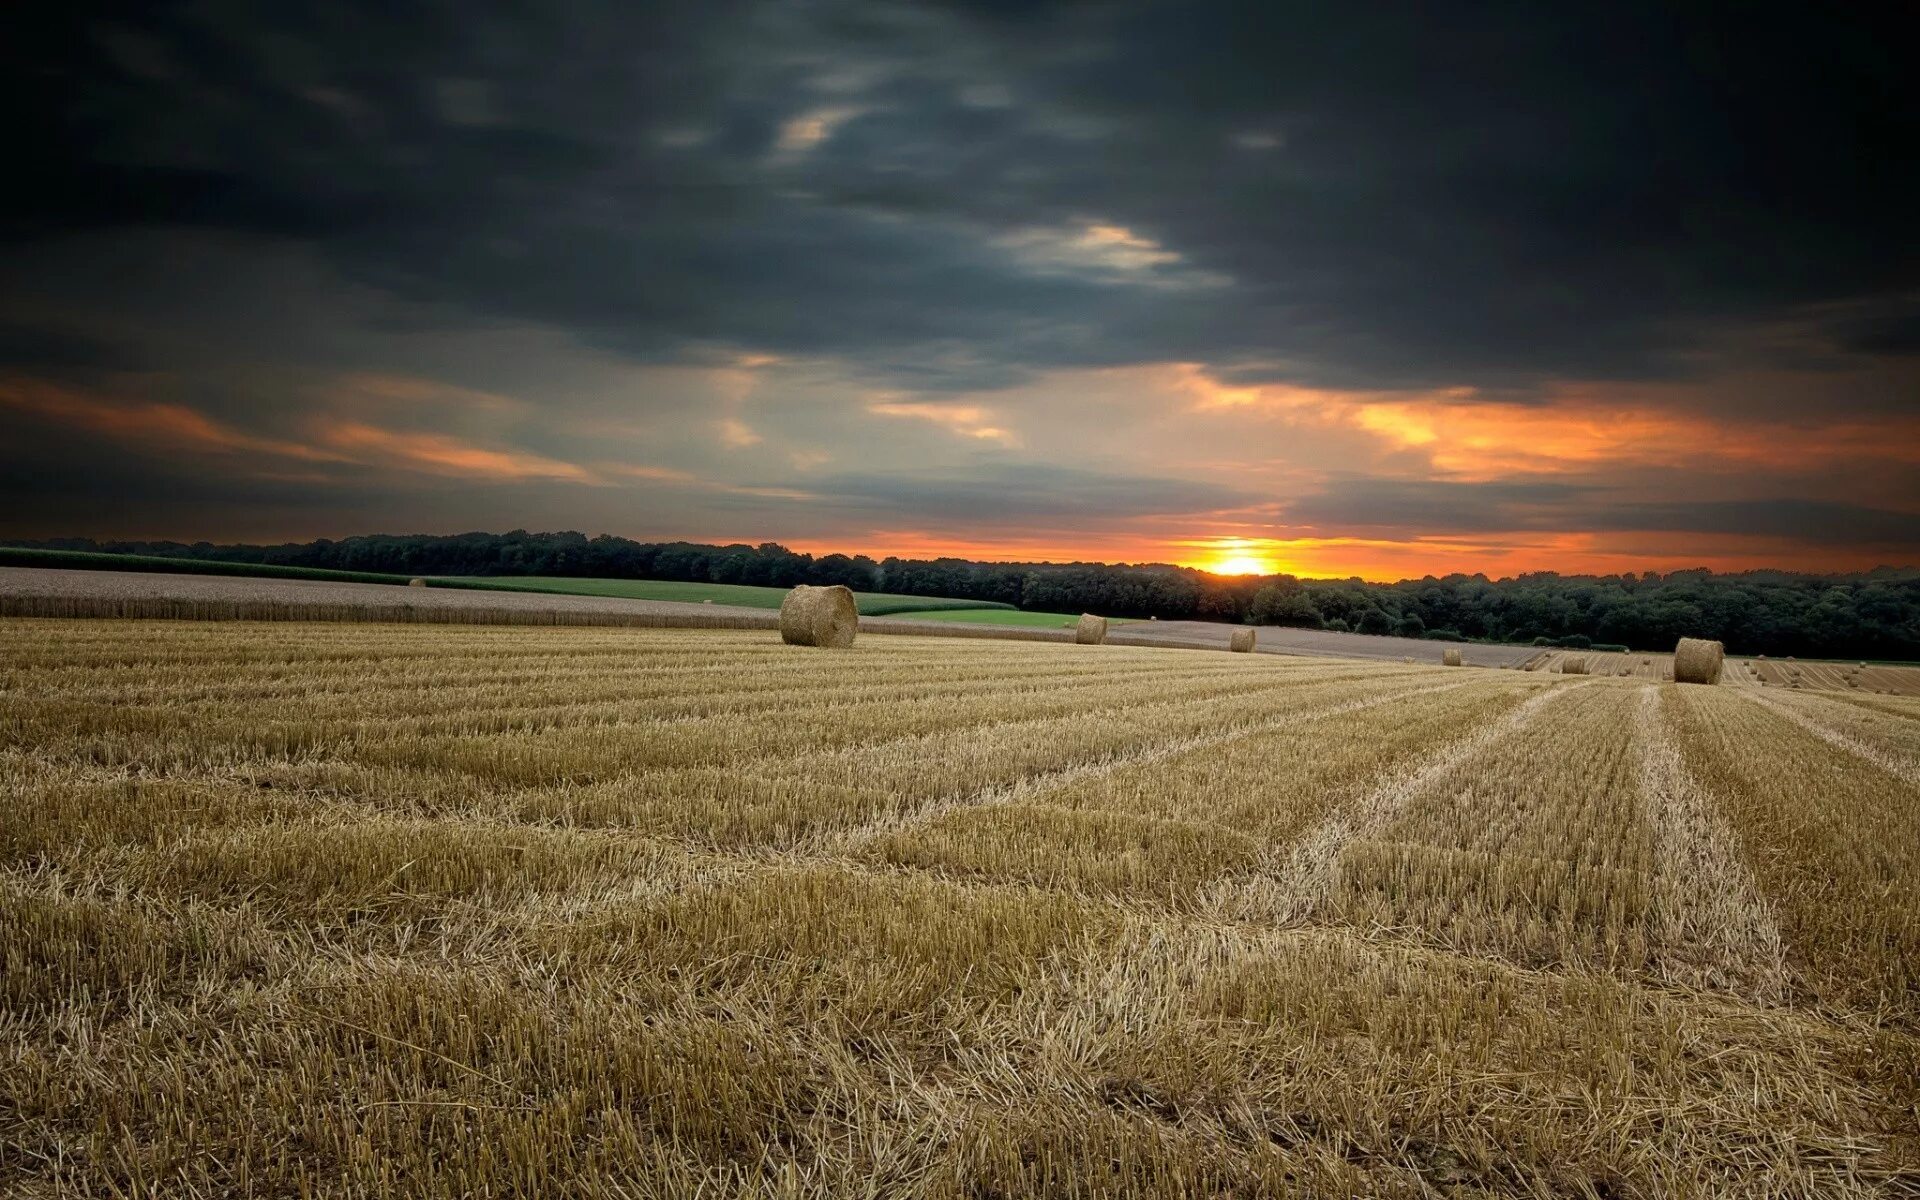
1074 613 1108 645
703 598 714 604
1561 655 1587 675
779 584 858 648
1230 628 1255 653
408 578 427 588
1441 648 1463 667
1673 637 1724 685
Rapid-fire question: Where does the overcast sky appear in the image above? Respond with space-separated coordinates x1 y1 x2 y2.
3 1 1916 578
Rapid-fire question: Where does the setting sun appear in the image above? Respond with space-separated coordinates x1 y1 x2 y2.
1179 538 1286 577
1207 554 1276 576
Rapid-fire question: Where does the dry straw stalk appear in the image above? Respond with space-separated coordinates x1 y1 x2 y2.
779 584 859 648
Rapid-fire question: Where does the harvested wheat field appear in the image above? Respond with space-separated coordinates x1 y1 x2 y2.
1526 649 1920 696
4 618 1919 1198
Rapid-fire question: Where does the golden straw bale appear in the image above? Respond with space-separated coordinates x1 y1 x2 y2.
1075 613 1108 645
1441 648 1463 667
779 585 858 648
408 578 427 588
1230 628 1255 653
1673 637 1725 685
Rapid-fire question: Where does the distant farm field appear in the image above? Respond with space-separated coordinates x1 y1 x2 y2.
0 549 1011 618
435 575 1015 617
876 606 1135 627
4 618 1917 1197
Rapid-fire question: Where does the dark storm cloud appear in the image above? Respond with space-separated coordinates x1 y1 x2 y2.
0 322 141 374
1286 478 1919 549
1590 499 1920 548
1822 297 1920 358
7 1 1915 396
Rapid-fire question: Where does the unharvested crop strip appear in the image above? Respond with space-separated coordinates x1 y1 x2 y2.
1635 687 1789 1002
1211 680 1584 925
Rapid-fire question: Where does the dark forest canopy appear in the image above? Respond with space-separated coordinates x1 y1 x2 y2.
12 531 1919 660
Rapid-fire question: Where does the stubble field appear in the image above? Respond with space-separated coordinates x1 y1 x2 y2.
3 619 1918 1197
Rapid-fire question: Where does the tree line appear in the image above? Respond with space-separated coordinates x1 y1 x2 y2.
11 531 1917 659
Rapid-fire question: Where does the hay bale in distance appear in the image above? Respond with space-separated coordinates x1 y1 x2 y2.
1230 628 1255 653
408 578 427 588
1441 648 1463 667
780 584 858 648
1075 613 1108 645
1673 637 1724 685
1561 656 1588 675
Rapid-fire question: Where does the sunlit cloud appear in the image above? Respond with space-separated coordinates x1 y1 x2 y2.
598 461 820 502
717 417 762 448
867 400 1018 444
0 376 346 463
315 419 600 482
334 373 525 412
1170 364 1920 480
995 221 1228 288
775 106 862 154
598 462 699 484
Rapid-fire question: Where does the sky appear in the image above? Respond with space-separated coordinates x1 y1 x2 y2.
2 1 1916 581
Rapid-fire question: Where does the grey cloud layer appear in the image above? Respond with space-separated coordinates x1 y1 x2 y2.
1288 479 1918 549
7 1 1916 396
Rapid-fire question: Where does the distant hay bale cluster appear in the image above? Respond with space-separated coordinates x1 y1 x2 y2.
1673 637 1724 685
1075 613 1108 645
779 584 858 648
1230 628 1255 653
1441 648 1463 667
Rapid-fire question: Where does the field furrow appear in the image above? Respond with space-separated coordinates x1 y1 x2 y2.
1635 688 1788 1000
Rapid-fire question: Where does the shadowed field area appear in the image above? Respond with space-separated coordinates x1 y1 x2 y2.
3 619 1918 1197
